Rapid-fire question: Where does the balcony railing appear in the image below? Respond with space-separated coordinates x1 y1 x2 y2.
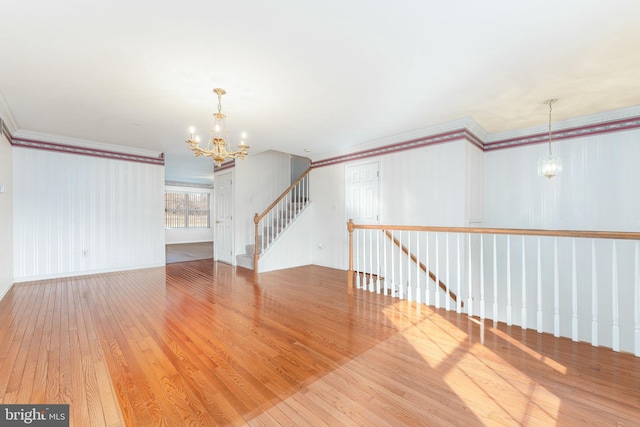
347 220 640 356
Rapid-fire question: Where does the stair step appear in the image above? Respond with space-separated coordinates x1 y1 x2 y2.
236 254 254 270
245 244 262 256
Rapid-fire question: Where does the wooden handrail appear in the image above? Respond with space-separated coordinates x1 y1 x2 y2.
254 167 313 224
347 219 640 293
254 167 313 274
384 230 461 306
350 222 640 241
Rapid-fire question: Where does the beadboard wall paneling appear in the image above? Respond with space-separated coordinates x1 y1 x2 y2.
0 133 13 298
483 129 640 231
13 148 165 280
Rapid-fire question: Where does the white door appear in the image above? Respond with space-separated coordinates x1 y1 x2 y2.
214 171 234 264
346 161 380 282
346 161 380 224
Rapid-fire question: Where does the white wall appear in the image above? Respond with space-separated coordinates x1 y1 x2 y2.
0 133 13 298
13 148 165 281
310 164 348 270
234 151 291 259
164 184 214 244
484 130 640 231
311 139 478 271
258 205 314 272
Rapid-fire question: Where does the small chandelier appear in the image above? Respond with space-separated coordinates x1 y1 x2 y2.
186 88 249 166
537 98 562 179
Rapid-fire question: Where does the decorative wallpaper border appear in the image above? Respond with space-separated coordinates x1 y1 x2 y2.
214 159 235 172
484 116 640 151
10 136 165 166
5 114 640 169
311 129 472 168
311 115 640 168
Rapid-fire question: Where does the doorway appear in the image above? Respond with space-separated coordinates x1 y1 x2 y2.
214 171 234 264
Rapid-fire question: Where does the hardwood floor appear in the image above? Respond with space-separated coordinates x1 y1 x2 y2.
1 260 639 426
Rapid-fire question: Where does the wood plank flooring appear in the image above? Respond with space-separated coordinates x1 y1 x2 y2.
1 260 639 426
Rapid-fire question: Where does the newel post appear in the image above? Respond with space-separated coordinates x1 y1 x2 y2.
253 213 260 275
348 219 355 293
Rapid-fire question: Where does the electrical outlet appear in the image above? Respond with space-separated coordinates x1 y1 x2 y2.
82 250 87 257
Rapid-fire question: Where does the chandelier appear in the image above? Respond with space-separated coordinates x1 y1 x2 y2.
186 88 249 166
537 98 562 179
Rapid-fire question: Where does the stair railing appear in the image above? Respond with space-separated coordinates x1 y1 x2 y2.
383 229 462 306
347 219 640 356
253 167 312 273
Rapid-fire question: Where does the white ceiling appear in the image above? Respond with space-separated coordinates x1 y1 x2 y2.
2 1 640 184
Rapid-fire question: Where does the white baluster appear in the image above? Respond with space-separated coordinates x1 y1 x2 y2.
383 230 388 295
521 236 527 330
492 235 498 322
480 234 485 319
457 233 462 314
467 234 473 318
292 185 297 216
376 229 381 294
390 230 395 296
612 240 619 352
554 237 560 337
537 237 542 333
446 232 451 312
591 240 598 347
507 235 512 326
416 231 421 304
572 239 578 342
355 228 360 288
399 231 403 300
407 231 412 301
363 229 369 291
435 233 440 309
635 241 640 357
369 229 374 292
426 232 430 307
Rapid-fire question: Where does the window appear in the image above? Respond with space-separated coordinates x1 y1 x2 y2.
165 192 210 228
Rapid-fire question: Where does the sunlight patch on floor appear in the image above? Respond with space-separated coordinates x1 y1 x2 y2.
385 303 562 425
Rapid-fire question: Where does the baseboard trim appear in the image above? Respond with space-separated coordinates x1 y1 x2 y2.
13 263 166 284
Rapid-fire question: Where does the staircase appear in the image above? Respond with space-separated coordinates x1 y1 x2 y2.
237 168 311 271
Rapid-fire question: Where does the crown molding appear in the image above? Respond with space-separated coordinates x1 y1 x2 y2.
0 90 18 135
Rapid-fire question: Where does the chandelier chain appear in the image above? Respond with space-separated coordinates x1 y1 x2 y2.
544 98 558 158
